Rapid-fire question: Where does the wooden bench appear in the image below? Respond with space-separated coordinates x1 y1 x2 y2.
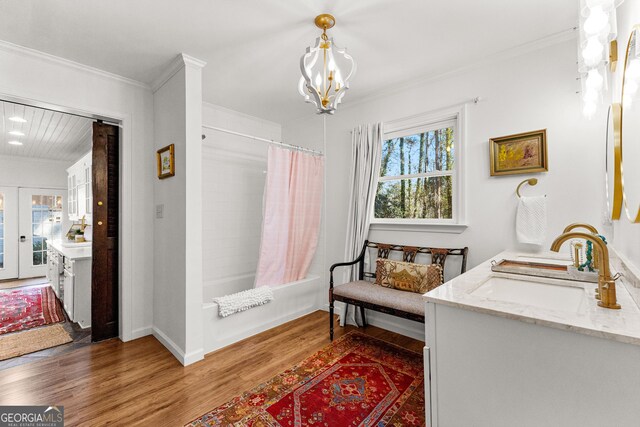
329 241 469 340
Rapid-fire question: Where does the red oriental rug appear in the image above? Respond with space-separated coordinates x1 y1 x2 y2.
0 285 65 335
187 332 425 427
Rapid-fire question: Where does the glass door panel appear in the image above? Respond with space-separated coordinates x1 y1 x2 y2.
19 188 65 278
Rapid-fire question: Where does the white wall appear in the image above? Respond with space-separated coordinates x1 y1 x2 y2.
0 155 73 247
201 103 280 297
283 38 606 338
611 1 640 271
0 155 70 189
152 55 205 366
0 41 155 341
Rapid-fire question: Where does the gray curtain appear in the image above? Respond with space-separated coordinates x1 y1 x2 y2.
339 122 383 326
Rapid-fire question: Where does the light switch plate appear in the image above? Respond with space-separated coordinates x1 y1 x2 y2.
156 204 164 219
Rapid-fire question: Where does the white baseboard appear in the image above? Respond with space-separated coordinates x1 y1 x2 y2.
365 312 425 341
152 327 184 363
152 326 203 366
321 303 425 341
183 348 205 366
130 325 153 340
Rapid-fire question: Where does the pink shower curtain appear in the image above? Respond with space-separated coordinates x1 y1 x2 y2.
255 146 324 287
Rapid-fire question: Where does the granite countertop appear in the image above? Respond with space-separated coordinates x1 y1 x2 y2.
424 250 640 346
49 240 92 260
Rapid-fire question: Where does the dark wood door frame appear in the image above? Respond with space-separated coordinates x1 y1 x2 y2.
91 122 120 342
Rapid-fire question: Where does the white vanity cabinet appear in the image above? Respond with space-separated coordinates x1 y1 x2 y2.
67 151 92 223
423 252 640 427
46 248 63 297
49 241 92 329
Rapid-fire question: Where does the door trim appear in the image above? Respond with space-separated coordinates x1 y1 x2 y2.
0 187 18 280
0 92 134 342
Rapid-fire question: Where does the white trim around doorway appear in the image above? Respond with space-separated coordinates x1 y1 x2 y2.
0 92 135 342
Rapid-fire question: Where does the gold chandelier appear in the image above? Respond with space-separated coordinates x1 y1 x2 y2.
298 14 356 114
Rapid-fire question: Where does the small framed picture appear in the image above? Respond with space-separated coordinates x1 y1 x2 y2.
157 144 175 179
489 129 548 176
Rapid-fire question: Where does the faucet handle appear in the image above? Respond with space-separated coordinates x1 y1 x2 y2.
612 272 623 281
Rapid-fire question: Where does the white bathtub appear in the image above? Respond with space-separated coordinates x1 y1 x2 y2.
202 275 321 354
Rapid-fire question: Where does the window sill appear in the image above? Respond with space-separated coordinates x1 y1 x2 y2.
369 222 468 234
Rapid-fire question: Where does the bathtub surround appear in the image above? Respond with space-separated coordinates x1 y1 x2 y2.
202 104 282 298
212 287 274 318
201 105 325 355
255 147 324 287
203 276 320 354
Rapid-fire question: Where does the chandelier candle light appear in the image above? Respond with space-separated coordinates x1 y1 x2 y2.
299 14 356 114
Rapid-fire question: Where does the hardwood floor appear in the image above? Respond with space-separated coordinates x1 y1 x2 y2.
0 310 424 426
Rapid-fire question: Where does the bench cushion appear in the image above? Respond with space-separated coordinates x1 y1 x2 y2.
333 280 425 316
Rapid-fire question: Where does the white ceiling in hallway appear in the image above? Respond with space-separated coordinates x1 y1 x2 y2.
0 101 93 162
0 0 578 123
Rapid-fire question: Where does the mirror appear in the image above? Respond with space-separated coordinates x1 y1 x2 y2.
621 26 640 223
605 103 623 220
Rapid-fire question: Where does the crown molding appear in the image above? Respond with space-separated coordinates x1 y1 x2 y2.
0 39 151 91
151 53 207 93
202 101 282 129
283 27 578 126
346 27 578 111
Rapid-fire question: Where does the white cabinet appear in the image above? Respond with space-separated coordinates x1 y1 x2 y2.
61 254 92 328
46 248 62 297
67 151 92 223
425 302 640 426
49 242 92 329
63 267 74 320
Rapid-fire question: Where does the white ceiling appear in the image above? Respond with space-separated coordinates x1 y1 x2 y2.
0 0 578 123
0 101 93 162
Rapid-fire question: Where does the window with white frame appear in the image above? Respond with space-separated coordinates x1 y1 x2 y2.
373 110 463 224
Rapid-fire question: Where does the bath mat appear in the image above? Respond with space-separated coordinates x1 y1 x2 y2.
186 332 425 426
212 286 274 317
0 285 65 335
0 324 72 361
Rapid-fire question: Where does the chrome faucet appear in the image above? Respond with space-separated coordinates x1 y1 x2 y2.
550 231 620 309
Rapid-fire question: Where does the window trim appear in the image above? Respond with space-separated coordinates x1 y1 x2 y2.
371 104 467 228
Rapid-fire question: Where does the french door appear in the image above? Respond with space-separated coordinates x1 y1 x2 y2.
0 187 18 280
18 188 65 279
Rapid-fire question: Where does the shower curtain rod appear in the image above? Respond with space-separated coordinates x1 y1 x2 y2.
202 124 324 156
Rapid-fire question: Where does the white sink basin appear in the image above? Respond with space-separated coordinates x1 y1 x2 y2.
471 276 585 312
515 255 572 266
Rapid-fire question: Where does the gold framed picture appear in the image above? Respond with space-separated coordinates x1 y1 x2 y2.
489 129 548 176
157 144 175 179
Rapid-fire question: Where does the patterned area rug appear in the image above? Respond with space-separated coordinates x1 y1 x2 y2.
187 332 425 426
0 285 65 335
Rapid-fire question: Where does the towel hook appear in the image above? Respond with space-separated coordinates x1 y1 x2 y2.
516 178 538 198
